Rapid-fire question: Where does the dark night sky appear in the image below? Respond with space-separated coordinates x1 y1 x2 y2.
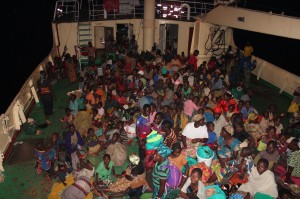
1 0 300 113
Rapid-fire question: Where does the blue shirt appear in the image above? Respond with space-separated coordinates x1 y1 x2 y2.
207 131 217 144
204 112 214 123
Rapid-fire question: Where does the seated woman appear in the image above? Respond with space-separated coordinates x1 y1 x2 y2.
237 158 278 198
95 154 120 188
254 140 279 170
229 147 253 184
65 124 84 155
207 125 241 184
257 126 277 152
216 124 241 163
216 91 237 114
180 168 206 199
275 138 300 187
96 154 149 199
85 128 102 156
182 114 208 158
244 113 264 146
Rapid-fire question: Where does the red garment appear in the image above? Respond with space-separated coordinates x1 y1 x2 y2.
103 0 119 13
275 164 300 187
145 149 155 169
124 62 132 76
188 54 198 71
217 99 238 113
208 60 217 71
114 96 127 105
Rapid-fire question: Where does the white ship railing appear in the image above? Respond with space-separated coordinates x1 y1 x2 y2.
53 0 80 21
55 0 216 21
0 46 58 170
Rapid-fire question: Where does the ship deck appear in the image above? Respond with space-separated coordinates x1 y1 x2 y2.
0 72 297 199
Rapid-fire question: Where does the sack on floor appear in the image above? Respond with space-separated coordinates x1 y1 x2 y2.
106 142 127 166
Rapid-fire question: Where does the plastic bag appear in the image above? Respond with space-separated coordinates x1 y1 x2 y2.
145 131 163 150
206 185 226 199
197 146 214 159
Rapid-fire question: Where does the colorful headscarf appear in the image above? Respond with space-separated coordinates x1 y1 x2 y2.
156 144 173 158
246 112 258 123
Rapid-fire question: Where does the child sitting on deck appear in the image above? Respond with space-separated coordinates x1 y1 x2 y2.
60 108 74 131
47 132 65 161
205 122 217 149
34 141 53 181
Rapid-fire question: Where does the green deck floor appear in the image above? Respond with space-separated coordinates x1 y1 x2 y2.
0 74 295 199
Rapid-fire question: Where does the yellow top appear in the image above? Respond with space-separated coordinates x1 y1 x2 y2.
244 46 253 57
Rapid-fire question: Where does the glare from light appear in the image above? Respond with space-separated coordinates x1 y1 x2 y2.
174 7 181 11
174 15 178 18
163 6 168 10
170 10 173 13
163 14 167 17
157 4 162 6
181 11 185 14
171 5 173 8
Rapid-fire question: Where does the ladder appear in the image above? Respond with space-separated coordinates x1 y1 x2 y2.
77 22 92 70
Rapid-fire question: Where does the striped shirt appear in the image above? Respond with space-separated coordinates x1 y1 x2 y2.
119 129 128 145
164 129 177 147
152 160 170 188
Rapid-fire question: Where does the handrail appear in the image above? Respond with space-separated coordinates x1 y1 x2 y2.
53 0 80 22
0 45 58 164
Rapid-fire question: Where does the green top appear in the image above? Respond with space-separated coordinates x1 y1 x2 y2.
152 160 170 188
95 161 114 181
287 150 300 177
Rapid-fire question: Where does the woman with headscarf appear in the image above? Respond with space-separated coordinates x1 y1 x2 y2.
207 126 240 184
237 158 278 198
182 114 208 158
244 113 264 146
216 124 241 164
152 144 173 199
216 91 238 114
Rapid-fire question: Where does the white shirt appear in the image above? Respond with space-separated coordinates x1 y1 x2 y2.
98 107 105 116
181 177 206 199
182 123 208 139
213 114 227 138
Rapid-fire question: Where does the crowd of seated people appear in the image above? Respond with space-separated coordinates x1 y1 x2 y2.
33 43 300 199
